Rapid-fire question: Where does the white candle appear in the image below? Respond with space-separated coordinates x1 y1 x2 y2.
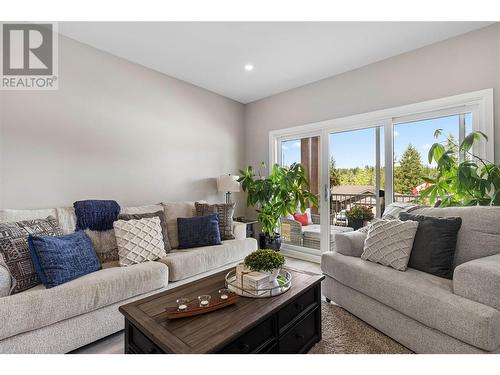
200 300 209 306
178 304 187 311
220 294 228 300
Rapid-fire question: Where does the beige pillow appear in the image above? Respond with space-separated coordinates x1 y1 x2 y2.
114 217 166 267
160 202 196 249
361 219 418 271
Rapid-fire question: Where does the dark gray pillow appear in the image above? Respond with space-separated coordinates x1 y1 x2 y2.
399 212 462 279
118 211 171 252
195 202 235 240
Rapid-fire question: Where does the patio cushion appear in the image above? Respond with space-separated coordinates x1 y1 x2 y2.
302 224 353 240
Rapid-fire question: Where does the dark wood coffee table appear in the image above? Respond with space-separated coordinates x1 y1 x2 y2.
119 267 324 354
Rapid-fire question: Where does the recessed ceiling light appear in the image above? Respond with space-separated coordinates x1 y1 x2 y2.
244 64 254 71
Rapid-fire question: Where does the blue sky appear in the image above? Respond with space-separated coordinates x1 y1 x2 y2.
282 113 472 168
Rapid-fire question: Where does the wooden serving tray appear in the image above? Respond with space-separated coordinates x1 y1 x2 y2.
165 293 240 320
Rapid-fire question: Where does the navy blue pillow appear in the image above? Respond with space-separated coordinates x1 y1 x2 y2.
177 213 221 249
28 231 101 288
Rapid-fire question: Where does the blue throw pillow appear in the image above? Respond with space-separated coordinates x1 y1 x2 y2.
177 213 221 249
28 231 101 288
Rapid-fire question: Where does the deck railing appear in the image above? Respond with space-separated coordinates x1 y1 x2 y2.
329 192 420 226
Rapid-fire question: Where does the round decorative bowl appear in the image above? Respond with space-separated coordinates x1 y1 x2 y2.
225 268 292 298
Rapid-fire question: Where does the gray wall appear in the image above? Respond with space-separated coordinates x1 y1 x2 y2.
0 35 246 213
245 23 500 173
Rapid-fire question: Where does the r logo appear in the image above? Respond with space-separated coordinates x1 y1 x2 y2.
2 23 53 75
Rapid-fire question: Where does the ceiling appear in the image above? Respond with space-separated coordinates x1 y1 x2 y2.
59 22 493 103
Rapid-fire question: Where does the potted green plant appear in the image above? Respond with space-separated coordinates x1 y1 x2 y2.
421 130 500 206
346 205 374 230
244 249 286 286
238 162 318 250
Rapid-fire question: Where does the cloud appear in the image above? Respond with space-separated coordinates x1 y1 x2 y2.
421 143 431 151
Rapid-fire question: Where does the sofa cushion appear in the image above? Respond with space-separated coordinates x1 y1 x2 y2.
114 217 167 266
399 212 462 279
361 219 418 271
28 231 100 288
0 217 63 294
118 211 171 252
0 208 57 223
321 251 500 351
177 214 221 249
120 204 164 215
195 202 235 240
0 261 168 341
158 238 257 281
161 202 196 249
412 206 500 268
84 229 118 264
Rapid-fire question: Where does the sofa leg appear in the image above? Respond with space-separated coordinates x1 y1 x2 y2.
325 298 331 303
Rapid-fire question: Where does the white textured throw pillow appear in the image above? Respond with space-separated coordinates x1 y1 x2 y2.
361 219 418 271
114 217 166 266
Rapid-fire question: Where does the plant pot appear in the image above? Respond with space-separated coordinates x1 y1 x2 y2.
258 232 281 251
348 218 364 231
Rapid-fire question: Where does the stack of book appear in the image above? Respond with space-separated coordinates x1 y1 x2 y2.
235 264 271 296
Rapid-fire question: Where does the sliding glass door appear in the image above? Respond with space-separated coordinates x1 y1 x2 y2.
280 135 323 258
328 126 385 250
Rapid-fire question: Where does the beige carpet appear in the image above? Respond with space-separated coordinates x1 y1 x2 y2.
309 302 412 354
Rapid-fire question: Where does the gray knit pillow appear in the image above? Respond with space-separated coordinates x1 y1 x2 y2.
195 202 235 240
361 219 418 271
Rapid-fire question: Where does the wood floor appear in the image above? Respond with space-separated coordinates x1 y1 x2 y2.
71 257 322 354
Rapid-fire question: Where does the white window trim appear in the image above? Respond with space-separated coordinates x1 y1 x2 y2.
269 89 494 256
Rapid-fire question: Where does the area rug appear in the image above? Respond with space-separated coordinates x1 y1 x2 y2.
308 302 412 354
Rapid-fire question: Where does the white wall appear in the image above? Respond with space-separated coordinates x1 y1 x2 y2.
245 24 500 173
0 35 246 213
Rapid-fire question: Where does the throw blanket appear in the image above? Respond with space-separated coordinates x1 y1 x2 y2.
74 200 120 231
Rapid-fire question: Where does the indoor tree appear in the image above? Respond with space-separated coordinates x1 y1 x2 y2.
238 162 318 250
421 130 500 206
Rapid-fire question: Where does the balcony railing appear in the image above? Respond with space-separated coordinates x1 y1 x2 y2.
329 192 420 226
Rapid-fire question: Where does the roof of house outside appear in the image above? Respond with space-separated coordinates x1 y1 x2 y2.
330 185 376 195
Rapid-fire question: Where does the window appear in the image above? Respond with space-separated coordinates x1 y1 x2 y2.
269 89 493 258
393 112 473 202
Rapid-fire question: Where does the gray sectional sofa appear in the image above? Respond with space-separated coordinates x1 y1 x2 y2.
321 206 500 354
0 202 257 353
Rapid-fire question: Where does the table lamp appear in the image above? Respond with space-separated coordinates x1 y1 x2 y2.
218 174 240 204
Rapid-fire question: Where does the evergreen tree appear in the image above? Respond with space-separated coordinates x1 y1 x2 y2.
329 157 340 187
446 133 459 163
394 144 424 194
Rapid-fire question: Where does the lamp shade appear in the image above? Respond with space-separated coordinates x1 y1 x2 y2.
218 174 240 193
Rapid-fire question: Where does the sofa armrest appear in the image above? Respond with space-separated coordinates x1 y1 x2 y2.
0 262 11 298
453 253 500 311
233 221 247 240
334 231 367 257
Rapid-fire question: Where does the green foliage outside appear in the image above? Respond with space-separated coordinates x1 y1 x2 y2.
345 205 374 221
244 249 286 272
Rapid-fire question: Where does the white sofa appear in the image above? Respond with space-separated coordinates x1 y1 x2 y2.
0 202 257 354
